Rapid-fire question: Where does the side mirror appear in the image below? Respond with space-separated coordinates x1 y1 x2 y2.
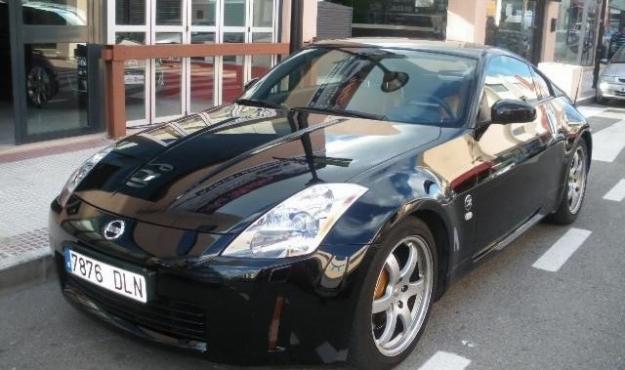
244 77 260 91
491 99 536 124
600 58 609 65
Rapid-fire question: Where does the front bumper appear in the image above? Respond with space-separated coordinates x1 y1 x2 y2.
50 198 373 365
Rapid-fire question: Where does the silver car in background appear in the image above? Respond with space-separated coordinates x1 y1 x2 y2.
597 47 625 104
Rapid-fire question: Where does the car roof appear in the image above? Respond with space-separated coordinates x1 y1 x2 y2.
312 37 520 60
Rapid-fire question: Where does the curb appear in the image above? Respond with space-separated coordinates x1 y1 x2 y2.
0 254 56 293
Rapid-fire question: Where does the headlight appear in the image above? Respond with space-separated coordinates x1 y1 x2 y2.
58 145 114 206
222 183 368 258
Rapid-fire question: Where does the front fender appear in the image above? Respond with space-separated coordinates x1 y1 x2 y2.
320 152 471 287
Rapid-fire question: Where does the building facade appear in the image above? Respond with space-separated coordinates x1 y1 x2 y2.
0 0 289 145
2 0 625 146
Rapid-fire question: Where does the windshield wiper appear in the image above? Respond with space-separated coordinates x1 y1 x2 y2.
235 98 284 109
290 106 386 121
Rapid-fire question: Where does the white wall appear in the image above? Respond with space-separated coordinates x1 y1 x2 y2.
446 0 487 44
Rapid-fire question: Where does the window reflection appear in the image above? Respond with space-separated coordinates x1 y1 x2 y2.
253 0 273 28
251 33 273 80
224 0 246 27
192 0 216 26
191 32 216 113
116 0 145 25
223 32 245 104
24 43 88 136
156 0 183 26
485 0 537 61
155 33 183 119
352 0 447 39
22 0 87 25
116 32 146 122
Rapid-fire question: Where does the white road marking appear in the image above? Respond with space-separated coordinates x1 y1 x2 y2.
592 120 625 162
418 351 471 370
603 179 625 202
532 228 592 272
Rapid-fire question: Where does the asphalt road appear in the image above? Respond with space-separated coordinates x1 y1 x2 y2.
2 110 625 370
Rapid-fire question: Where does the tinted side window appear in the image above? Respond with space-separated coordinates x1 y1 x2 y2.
532 68 552 100
478 56 538 123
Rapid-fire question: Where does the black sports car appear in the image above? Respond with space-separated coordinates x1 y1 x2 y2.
50 39 591 369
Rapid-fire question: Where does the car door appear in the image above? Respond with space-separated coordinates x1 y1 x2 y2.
469 55 552 255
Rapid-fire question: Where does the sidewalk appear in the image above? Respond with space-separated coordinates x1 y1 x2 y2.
0 135 110 291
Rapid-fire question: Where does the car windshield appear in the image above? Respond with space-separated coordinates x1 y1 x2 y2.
239 47 478 127
612 47 625 63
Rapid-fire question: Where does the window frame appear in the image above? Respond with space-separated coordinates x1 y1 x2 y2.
530 66 554 101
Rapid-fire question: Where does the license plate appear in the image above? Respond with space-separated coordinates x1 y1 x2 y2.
65 249 148 303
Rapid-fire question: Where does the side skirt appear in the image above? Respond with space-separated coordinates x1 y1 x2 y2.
472 211 545 262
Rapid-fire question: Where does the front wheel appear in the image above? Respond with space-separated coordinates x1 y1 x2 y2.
547 140 589 225
348 218 437 370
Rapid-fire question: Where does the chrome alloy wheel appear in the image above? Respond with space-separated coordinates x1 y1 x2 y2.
371 236 433 357
567 146 587 214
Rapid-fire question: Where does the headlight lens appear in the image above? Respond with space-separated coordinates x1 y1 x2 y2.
58 145 114 206
222 183 368 258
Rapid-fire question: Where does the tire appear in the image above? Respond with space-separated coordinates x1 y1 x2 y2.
348 218 438 370
546 140 589 225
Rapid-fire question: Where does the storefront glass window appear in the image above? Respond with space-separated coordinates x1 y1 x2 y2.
253 0 273 28
116 0 145 25
190 32 215 113
192 0 216 26
555 0 601 66
156 0 182 26
251 32 273 80
155 33 182 119
22 0 87 25
24 43 88 136
485 0 539 62
224 0 246 27
0 0 14 145
581 0 600 65
116 32 146 122
223 32 245 104
350 0 448 40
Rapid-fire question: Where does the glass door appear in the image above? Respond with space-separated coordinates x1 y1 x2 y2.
249 0 277 81
187 0 217 113
18 0 95 142
152 0 186 123
485 0 543 63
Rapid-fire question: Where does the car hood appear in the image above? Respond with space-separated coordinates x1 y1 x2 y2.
75 104 441 235
602 62 625 77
